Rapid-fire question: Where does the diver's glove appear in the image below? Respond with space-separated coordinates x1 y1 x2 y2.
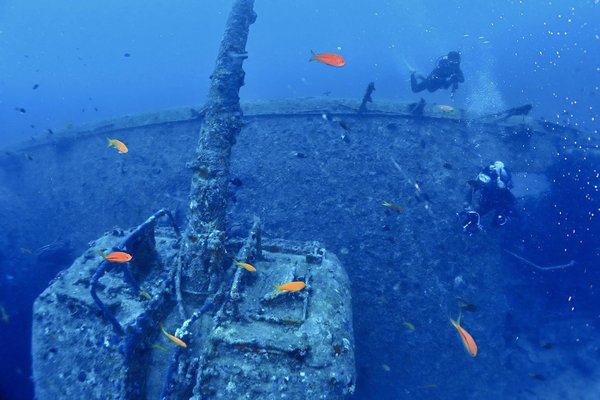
457 210 482 235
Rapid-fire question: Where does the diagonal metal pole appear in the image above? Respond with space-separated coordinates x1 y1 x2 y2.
178 0 256 313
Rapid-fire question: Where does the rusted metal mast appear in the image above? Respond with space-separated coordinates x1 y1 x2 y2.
179 0 256 308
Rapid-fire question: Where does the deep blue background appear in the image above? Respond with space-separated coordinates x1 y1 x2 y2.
1 1 599 146
1 1 599 399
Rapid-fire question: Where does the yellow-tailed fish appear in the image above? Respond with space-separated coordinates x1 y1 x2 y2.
152 344 168 352
382 201 404 213
160 323 187 348
139 290 152 300
0 305 9 325
403 322 415 331
107 138 129 154
438 105 454 112
234 260 256 272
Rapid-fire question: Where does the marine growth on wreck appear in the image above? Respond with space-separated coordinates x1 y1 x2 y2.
0 1 599 400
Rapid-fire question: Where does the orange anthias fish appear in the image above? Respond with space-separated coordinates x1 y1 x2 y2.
98 250 133 263
450 313 478 357
309 50 346 67
160 323 187 348
107 138 128 154
234 260 257 272
273 281 306 295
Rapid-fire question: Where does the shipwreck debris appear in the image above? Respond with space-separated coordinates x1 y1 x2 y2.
358 81 376 113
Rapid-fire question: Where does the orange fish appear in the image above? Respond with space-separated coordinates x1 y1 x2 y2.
234 260 256 272
273 281 306 295
450 313 478 357
107 138 128 154
98 250 132 263
160 323 187 348
309 50 346 67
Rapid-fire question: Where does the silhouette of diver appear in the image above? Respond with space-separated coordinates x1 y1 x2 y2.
411 51 464 95
458 161 516 234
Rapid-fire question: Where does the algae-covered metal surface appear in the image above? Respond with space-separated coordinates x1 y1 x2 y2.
32 226 179 399
198 243 355 399
16 96 598 399
32 224 354 399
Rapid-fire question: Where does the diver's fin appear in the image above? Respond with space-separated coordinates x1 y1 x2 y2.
402 58 416 73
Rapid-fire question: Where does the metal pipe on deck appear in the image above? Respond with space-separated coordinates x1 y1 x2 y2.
179 0 256 303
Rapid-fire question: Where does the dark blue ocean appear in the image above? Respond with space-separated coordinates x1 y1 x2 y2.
1 1 599 399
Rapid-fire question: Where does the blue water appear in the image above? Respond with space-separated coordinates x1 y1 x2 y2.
1 1 599 399
2 1 598 145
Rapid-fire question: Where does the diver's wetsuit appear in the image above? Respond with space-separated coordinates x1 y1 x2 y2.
411 56 464 94
465 163 516 227
459 162 516 234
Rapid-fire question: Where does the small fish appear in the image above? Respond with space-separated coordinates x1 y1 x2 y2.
139 290 152 300
152 343 167 352
107 138 128 154
0 305 9 325
528 372 546 381
15 107 26 114
309 50 346 67
541 342 554 350
66 123 73 129
234 260 256 272
23 153 34 161
381 364 391 372
160 323 187 348
230 177 243 187
123 53 131 57
97 250 133 263
403 322 415 331
19 247 33 255
46 128 54 135
32 84 39 90
273 281 306 295
450 313 478 357
456 296 479 312
442 162 453 170
382 201 404 213
438 105 454 112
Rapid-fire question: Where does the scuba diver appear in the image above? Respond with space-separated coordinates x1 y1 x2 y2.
410 51 464 95
458 161 516 235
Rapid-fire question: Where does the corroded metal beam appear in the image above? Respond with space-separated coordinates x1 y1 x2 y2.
180 0 256 305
